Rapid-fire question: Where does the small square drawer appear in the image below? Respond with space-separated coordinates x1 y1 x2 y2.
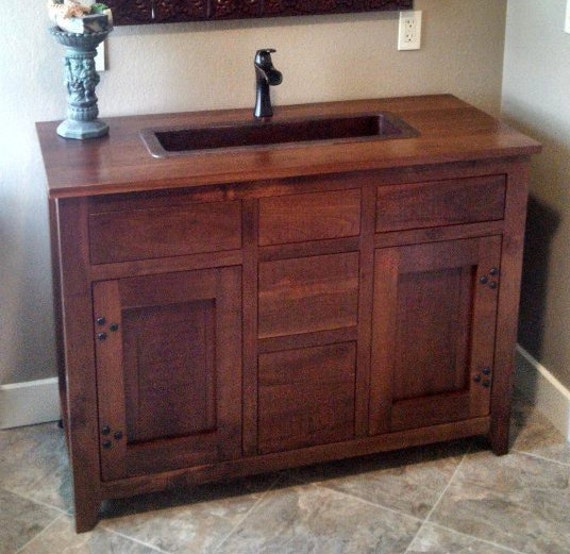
259 189 361 246
258 252 359 338
88 197 242 264
376 175 506 233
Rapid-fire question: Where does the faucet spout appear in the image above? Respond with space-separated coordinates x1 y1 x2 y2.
254 49 282 119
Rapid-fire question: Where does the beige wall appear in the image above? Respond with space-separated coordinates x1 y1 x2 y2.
0 0 507 385
99 0 507 116
503 0 570 388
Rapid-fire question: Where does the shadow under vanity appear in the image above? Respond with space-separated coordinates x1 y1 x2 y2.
37 95 541 532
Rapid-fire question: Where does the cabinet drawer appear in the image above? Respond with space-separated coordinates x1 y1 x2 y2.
376 175 505 233
258 343 356 454
259 189 361 246
258 252 359 338
88 199 242 264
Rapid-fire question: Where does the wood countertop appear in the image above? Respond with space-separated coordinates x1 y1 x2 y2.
36 95 541 199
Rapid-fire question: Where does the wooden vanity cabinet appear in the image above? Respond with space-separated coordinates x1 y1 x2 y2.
39 96 540 532
49 162 527 532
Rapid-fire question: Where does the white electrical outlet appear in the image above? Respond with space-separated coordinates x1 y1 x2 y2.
398 10 422 51
565 0 570 34
95 41 106 72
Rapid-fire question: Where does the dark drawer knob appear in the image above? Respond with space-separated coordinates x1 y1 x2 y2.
97 332 107 341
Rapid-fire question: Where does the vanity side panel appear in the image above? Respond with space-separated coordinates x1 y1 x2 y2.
489 159 531 454
49 199 68 443
56 198 102 532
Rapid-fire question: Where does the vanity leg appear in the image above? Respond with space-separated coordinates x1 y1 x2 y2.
74 495 100 533
488 405 511 456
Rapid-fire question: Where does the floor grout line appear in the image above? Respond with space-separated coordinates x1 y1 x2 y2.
14 512 67 554
426 521 528 554
0 484 71 515
312 479 425 524
102 526 173 553
212 471 429 553
402 441 473 554
511 446 570 468
211 472 285 553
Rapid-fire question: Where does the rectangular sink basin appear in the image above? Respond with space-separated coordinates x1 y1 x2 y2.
141 112 418 157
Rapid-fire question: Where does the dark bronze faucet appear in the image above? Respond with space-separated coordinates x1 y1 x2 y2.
254 49 282 119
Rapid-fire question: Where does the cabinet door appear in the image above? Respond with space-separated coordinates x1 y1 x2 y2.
93 267 241 481
369 237 501 435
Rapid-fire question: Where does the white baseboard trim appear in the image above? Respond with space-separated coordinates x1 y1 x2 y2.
515 345 570 441
0 377 60 429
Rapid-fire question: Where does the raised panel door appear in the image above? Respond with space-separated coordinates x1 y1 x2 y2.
93 267 242 480
369 236 502 435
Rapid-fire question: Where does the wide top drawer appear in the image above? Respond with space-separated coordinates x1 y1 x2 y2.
376 175 506 233
88 197 242 264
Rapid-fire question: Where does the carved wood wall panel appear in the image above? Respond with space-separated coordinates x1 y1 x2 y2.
211 0 262 20
155 1 209 23
105 0 413 25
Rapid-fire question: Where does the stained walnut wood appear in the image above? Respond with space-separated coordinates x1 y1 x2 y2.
89 198 242 263
94 267 242 481
104 0 413 25
370 236 502 434
258 342 357 454
37 95 541 532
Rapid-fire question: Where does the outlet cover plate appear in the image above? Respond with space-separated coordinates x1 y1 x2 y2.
398 10 422 51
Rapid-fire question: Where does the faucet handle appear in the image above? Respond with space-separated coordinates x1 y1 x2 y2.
255 49 277 64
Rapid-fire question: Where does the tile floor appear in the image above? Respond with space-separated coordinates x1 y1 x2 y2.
2 393 570 554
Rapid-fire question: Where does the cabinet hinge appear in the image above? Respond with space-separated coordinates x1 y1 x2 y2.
95 315 119 341
479 267 500 289
473 366 492 388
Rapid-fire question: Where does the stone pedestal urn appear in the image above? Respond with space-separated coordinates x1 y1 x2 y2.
50 28 111 139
